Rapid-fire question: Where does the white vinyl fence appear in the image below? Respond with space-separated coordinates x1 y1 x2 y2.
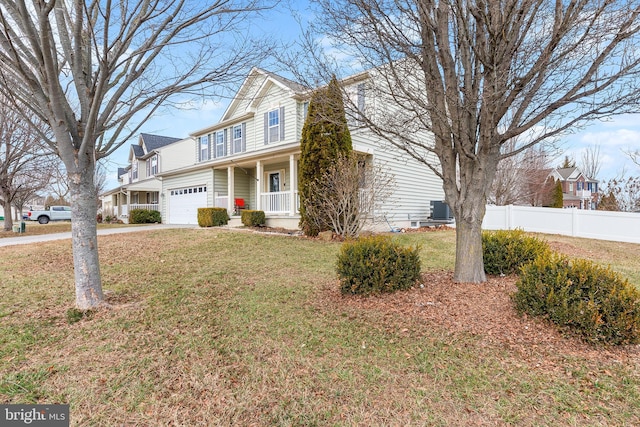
483 205 640 244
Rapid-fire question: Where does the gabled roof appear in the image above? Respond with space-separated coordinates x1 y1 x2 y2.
548 166 599 183
556 167 581 180
140 133 182 152
131 145 145 158
260 69 309 93
128 133 182 162
219 68 310 124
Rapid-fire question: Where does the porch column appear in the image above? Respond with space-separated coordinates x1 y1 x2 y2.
256 160 262 211
227 166 235 214
126 190 131 217
289 154 297 216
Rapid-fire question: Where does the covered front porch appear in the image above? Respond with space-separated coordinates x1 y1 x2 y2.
102 189 160 221
212 152 300 218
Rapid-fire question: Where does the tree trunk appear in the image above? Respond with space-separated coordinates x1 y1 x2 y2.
0 198 12 231
67 163 104 309
445 157 495 283
453 213 486 283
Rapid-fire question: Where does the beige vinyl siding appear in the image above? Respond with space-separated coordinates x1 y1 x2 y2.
296 100 310 140
233 168 253 210
351 131 444 223
252 83 298 150
161 169 214 220
232 74 267 118
159 138 196 173
213 169 227 199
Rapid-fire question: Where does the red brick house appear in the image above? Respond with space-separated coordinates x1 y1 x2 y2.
548 167 599 209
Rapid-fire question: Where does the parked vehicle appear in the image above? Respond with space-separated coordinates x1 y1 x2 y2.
26 206 72 224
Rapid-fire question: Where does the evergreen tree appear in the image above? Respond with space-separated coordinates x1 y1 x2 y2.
552 180 564 208
560 156 576 168
299 76 353 236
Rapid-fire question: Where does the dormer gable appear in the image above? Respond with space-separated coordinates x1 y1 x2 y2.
127 133 182 163
220 68 309 122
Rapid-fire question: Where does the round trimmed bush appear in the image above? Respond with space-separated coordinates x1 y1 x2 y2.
482 229 550 276
514 253 640 345
336 235 421 295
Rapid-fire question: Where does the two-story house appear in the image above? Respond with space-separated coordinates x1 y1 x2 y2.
101 133 191 218
150 68 444 227
101 68 446 227
548 167 599 209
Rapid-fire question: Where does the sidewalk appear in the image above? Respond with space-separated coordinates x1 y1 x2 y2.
0 224 197 247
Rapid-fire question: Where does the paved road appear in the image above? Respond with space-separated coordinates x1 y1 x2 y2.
0 224 197 247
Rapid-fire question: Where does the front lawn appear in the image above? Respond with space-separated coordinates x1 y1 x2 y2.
0 222 148 239
1 228 638 425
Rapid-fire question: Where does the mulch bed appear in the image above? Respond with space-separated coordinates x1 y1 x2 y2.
323 271 640 368
246 225 640 365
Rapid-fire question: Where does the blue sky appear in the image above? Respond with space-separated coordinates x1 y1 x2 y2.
103 2 640 190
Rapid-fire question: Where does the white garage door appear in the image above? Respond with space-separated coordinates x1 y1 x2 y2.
168 185 208 224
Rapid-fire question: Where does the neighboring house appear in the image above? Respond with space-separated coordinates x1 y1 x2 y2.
548 167 599 209
152 67 445 227
101 133 191 218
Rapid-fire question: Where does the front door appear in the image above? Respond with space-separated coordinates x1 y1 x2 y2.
269 172 281 193
265 171 284 212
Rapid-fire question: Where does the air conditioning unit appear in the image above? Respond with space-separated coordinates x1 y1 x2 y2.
430 200 454 221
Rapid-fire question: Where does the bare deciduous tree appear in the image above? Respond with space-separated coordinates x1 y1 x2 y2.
313 0 640 282
0 0 274 309
489 142 554 206
0 100 56 231
303 153 395 238
602 177 640 212
580 145 602 180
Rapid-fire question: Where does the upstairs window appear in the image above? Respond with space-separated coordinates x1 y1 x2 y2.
215 129 227 158
132 161 138 180
268 109 279 142
147 154 158 176
232 123 246 154
357 83 365 114
264 107 285 144
199 135 210 162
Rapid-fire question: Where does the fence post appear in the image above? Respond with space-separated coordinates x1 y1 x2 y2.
506 204 513 230
571 208 578 237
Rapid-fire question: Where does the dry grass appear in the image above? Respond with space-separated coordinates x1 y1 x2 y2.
1 228 639 426
0 221 140 239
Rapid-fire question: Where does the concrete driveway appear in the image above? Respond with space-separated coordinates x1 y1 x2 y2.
0 223 197 247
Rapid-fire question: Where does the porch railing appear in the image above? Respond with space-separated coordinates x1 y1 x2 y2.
261 191 292 214
129 203 159 211
214 192 301 215
215 196 229 209
116 204 158 217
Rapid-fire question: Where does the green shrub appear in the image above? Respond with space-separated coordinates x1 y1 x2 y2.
197 207 229 227
514 253 640 345
482 229 550 276
129 209 162 224
337 235 421 295
241 210 266 226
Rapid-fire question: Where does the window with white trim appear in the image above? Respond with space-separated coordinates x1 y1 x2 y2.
264 107 285 144
199 135 209 162
233 124 244 153
215 130 226 158
147 154 158 176
268 109 279 143
132 161 138 180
